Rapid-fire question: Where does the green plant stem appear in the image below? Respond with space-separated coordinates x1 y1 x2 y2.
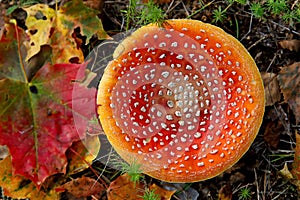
187 0 215 19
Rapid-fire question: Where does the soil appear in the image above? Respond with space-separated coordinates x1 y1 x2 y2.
0 0 300 200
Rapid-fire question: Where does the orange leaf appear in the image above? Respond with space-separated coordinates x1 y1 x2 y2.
292 132 300 180
83 0 105 10
0 156 60 199
107 174 175 200
107 174 145 200
218 184 232 200
66 135 101 174
149 184 176 200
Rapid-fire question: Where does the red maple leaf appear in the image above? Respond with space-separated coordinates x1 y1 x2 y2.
0 23 97 187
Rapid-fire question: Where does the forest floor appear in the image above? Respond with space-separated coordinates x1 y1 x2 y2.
1 0 300 200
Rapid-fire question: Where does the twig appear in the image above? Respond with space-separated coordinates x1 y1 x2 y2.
181 0 190 16
254 168 260 200
269 20 300 36
265 51 278 72
187 0 215 19
69 147 109 188
291 0 299 9
247 35 268 51
263 172 267 200
272 187 289 200
105 0 127 4
240 14 253 41
94 146 114 187
165 0 175 14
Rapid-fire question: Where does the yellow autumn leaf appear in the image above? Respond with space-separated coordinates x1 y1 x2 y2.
24 0 109 63
24 4 55 61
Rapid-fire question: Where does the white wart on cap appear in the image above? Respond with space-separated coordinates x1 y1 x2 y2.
97 19 265 182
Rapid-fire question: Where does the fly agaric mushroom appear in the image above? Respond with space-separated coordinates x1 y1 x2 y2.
97 19 264 182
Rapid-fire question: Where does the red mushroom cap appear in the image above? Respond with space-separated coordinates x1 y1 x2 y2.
97 19 265 182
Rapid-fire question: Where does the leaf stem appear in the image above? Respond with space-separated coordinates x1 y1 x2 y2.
11 19 27 83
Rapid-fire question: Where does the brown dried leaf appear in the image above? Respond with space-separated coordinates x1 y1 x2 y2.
261 72 281 106
0 5 6 33
279 40 300 52
229 172 246 184
280 132 300 190
281 163 294 179
280 162 300 190
61 177 105 198
277 62 300 123
263 121 283 149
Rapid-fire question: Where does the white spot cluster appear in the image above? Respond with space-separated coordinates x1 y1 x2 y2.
106 25 251 174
